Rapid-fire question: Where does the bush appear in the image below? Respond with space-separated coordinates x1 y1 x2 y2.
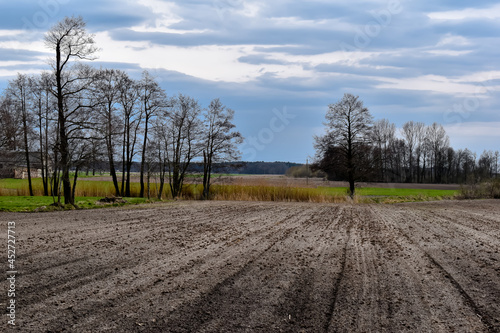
458 178 500 199
285 165 326 178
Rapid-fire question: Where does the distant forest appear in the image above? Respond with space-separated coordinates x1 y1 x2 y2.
313 94 499 187
81 161 302 176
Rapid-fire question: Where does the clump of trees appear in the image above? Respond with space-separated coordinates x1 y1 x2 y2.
0 16 242 205
285 165 325 178
314 93 499 196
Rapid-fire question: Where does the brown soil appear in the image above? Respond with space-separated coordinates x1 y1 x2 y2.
1 200 499 332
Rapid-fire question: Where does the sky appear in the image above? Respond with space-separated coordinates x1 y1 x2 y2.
1 0 499 162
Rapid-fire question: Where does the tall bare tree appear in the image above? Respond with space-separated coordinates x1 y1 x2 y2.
94 68 123 196
165 94 202 198
401 120 421 182
315 93 373 196
426 122 450 183
138 71 167 197
7 74 35 196
371 119 395 182
150 116 169 199
44 15 98 205
495 151 499 178
412 122 426 183
31 72 55 196
117 72 142 196
201 98 243 199
0 94 22 151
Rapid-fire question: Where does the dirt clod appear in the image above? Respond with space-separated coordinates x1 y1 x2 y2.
0 199 499 332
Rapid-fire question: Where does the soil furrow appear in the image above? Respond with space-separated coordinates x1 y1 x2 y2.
423 251 497 333
1 200 499 332
324 207 352 332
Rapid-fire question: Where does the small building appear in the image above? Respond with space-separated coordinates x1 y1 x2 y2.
0 151 44 179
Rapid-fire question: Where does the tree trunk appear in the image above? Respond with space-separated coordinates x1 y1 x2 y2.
72 165 79 204
139 112 149 197
106 104 120 196
106 137 120 196
202 151 213 199
158 152 165 200
55 44 74 205
44 117 50 195
121 119 127 196
22 106 34 196
347 122 355 197
146 165 151 200
126 161 132 197
158 169 165 200
38 103 48 196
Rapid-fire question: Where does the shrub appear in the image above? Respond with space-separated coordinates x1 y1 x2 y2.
458 178 500 199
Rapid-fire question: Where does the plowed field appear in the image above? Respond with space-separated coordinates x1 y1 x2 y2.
1 200 499 332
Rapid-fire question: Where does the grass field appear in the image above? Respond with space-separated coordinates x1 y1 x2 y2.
0 196 153 212
0 177 460 211
319 186 457 198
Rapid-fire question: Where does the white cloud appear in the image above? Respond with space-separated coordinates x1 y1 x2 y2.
0 30 25 37
445 122 500 137
425 50 473 56
454 71 500 83
270 16 356 32
376 75 477 95
436 34 471 47
132 0 184 33
95 32 315 82
236 2 261 17
376 72 500 96
445 122 500 152
428 4 500 20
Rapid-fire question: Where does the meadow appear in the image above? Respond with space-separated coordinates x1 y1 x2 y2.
0 176 459 212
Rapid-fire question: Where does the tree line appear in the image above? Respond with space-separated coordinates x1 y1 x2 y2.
314 93 499 196
0 16 242 205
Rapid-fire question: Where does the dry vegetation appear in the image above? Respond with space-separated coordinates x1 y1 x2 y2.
0 175 460 206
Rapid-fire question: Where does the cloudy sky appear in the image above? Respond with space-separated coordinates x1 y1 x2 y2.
1 0 499 162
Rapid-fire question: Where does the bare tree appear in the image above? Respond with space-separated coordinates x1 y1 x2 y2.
426 122 450 183
371 119 395 182
7 74 35 196
401 120 420 182
412 122 426 183
165 94 202 198
0 94 22 152
150 116 169 199
138 71 167 198
461 148 476 183
201 98 243 199
495 151 499 178
315 93 373 196
44 15 98 205
31 72 55 196
117 72 142 197
478 150 495 179
94 68 123 196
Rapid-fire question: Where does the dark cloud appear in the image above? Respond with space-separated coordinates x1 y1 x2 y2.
0 48 49 62
1 0 499 161
237 54 290 65
0 0 150 31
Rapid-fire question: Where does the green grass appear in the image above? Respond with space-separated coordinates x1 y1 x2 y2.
319 186 458 198
0 177 460 211
0 196 153 212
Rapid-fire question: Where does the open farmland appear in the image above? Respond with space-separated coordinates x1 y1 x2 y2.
1 200 499 332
